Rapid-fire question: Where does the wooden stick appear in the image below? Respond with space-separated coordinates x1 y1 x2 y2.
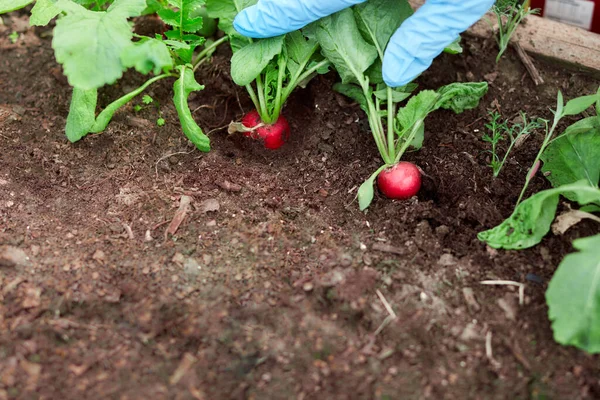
514 42 544 86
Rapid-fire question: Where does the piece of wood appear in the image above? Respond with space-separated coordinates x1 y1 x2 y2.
408 0 600 74
514 42 544 86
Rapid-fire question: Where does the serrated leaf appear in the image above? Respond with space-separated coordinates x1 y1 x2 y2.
52 0 147 90
121 38 173 75
230 36 284 86
541 129 600 199
478 182 600 250
547 234 600 353
435 82 488 113
157 0 205 32
315 9 378 85
173 66 210 152
30 0 60 26
0 0 33 13
65 87 97 142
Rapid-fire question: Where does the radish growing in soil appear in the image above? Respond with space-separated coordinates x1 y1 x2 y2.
313 1 488 209
377 162 422 200
241 110 290 150
206 1 330 150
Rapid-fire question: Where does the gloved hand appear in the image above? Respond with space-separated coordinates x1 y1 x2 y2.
234 0 495 87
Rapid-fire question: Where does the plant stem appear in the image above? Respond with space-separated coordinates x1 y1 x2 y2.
516 118 558 204
280 59 330 107
254 74 270 123
272 55 287 123
394 119 424 164
387 88 396 161
245 84 261 115
192 36 229 72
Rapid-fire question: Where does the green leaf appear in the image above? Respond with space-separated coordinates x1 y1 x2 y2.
562 116 600 136
354 0 412 57
373 84 417 104
285 30 318 80
396 90 439 131
30 0 61 26
65 87 98 142
0 0 33 13
443 37 463 54
541 129 600 197
158 0 205 33
230 36 284 86
121 38 173 75
142 94 153 105
562 93 600 117
547 234 600 353
90 75 169 133
205 0 256 36
435 82 488 113
478 182 600 250
316 8 378 85
334 83 369 112
173 65 210 152
52 0 147 90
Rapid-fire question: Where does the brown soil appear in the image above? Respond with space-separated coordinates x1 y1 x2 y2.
1 14 600 400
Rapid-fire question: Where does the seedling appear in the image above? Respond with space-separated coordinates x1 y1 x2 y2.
479 88 600 353
314 0 488 209
492 0 540 62
8 31 18 43
1 0 226 152
206 0 330 150
482 110 543 177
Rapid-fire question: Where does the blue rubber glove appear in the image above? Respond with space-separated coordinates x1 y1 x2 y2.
234 0 495 87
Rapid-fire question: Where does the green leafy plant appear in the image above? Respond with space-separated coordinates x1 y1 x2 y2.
313 0 488 209
206 0 331 150
482 110 543 177
492 0 540 62
1 0 226 152
8 30 18 43
479 88 600 353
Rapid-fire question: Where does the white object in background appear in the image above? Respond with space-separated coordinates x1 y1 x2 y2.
544 0 595 30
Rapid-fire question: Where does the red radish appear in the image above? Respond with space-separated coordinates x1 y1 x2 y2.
241 110 290 150
377 162 422 200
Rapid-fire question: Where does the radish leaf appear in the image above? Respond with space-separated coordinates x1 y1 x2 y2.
231 36 285 86
435 82 489 113
316 8 378 85
65 88 98 143
52 0 147 89
354 0 412 57
205 0 256 37
547 234 600 353
173 65 210 152
121 38 174 75
30 0 61 26
0 0 33 13
334 83 369 112
478 182 600 250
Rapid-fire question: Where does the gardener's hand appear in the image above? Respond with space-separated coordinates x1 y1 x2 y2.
234 0 495 87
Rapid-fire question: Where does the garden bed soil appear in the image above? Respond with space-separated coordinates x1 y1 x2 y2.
1 15 600 400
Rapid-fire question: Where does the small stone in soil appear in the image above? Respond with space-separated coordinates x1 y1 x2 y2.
0 246 29 268
200 198 220 213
